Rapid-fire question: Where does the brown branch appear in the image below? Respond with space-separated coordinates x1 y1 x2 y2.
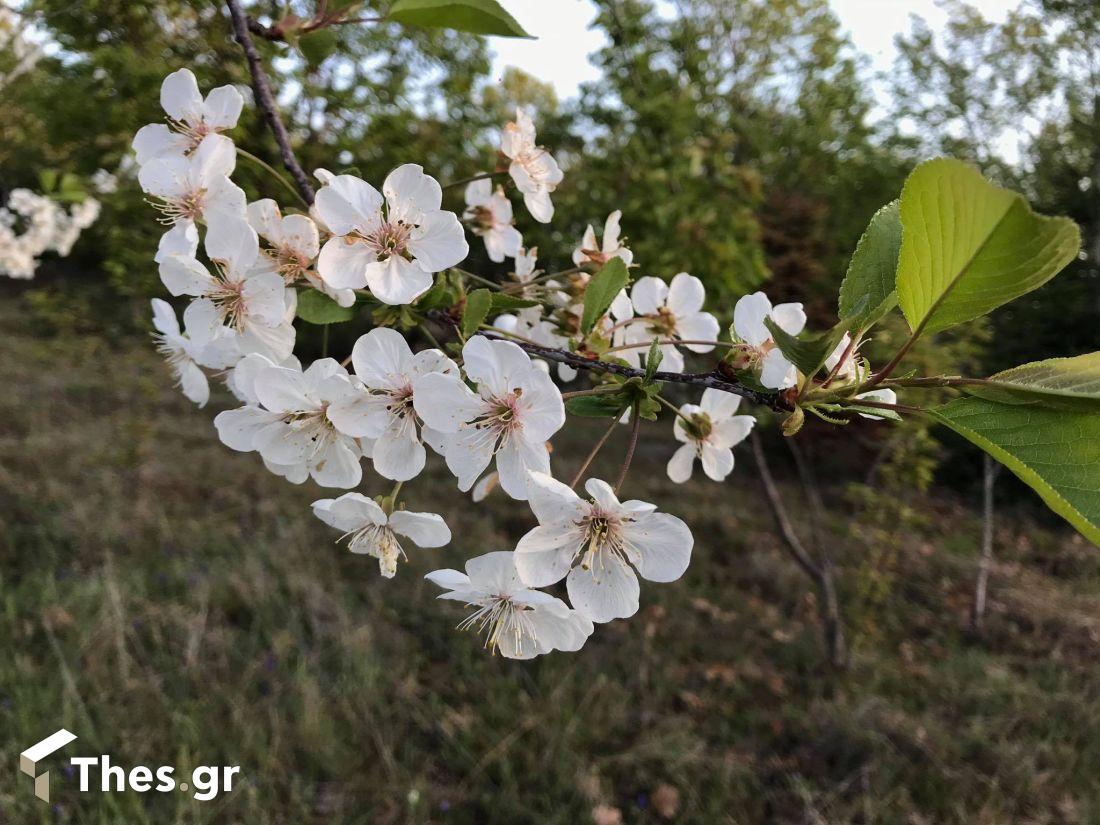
226 0 316 204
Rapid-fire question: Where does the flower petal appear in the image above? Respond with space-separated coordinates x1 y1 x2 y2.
364 256 433 305
567 556 640 623
317 237 373 290
666 443 696 483
624 512 693 583
388 510 450 548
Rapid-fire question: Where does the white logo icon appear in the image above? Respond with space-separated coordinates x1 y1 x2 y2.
20 729 78 803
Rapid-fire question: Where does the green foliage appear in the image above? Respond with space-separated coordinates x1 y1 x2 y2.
461 288 492 337
764 313 852 378
897 158 1080 337
961 353 1100 411
296 289 357 324
298 28 340 68
580 258 629 335
838 200 901 330
932 396 1100 545
386 0 532 38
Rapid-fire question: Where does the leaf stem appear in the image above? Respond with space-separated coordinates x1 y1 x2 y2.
569 416 620 489
442 171 505 191
614 402 642 493
236 146 309 207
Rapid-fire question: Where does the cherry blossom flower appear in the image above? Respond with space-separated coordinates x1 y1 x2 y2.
225 351 300 405
731 291 807 390
500 108 563 223
158 215 295 361
150 298 237 407
326 327 458 481
625 273 719 373
214 358 371 488
824 332 868 384
132 68 243 165
413 337 565 500
463 178 522 262
312 492 450 578
314 164 468 305
512 246 538 284
667 389 755 483
138 134 246 254
572 210 633 268
426 551 594 659
514 474 693 623
248 198 354 308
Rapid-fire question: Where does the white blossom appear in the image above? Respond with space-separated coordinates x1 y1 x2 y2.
463 178 522 262
426 551 594 659
667 389 755 483
500 108 563 224
731 291 807 390
326 327 458 481
572 210 633 268
214 358 372 488
413 337 565 500
131 68 244 165
515 474 694 623
312 492 450 578
624 273 719 373
150 298 237 407
314 164 468 305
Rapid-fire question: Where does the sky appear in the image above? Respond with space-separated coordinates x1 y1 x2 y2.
489 0 1023 100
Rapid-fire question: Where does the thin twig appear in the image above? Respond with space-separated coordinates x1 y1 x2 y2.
614 402 642 493
442 170 505 190
750 430 822 582
569 416 620 489
226 0 316 204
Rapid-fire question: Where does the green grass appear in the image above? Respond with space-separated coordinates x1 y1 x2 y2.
2 301 1099 823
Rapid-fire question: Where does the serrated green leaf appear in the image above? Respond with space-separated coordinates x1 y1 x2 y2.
644 339 663 381
299 28 338 67
960 352 1100 411
296 288 356 324
489 293 539 311
838 199 901 330
462 288 492 338
386 0 532 38
580 258 629 335
763 316 850 379
566 394 629 418
931 396 1100 545
897 158 1080 336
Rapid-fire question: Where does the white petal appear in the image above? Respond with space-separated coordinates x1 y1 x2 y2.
247 198 281 240
630 276 668 315
154 221 199 264
514 523 582 587
214 406 275 452
254 365 311 413
389 511 450 548
312 492 385 532
160 68 203 123
317 237 373 290
150 298 180 336
412 373 483 433
383 163 443 219
494 436 550 500
443 427 494 492
567 556 640 623
771 302 807 337
202 84 244 129
364 255 433 306
522 189 554 223
677 312 720 352
465 550 524 595
666 443 696 484
372 417 426 481
760 348 797 390
408 210 468 273
424 568 470 592
310 439 362 488
178 361 210 407
314 174 383 236
525 472 585 524
711 414 755 449
138 154 189 198
624 512 693 583
159 255 212 297
132 123 189 165
667 272 705 315
583 478 622 513
733 292 772 347
191 134 236 181
700 444 735 481
699 388 741 418
350 327 413 387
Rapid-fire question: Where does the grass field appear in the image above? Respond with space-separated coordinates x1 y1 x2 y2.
2 297 1099 823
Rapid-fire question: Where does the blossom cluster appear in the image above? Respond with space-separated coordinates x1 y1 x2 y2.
135 70 896 659
0 188 101 280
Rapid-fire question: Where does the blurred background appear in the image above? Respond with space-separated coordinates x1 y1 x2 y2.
2 0 1099 821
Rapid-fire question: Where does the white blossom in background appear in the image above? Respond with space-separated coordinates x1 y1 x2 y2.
667 389 756 483
512 246 538 284
327 327 458 482
157 215 295 361
247 198 355 308
625 273 719 373
731 291 808 390
572 210 633 268
501 108 563 224
312 493 450 578
0 7 41 93
314 163 468 305
414 337 565 500
0 188 100 280
150 298 238 407
463 178 522 262
138 133 246 261
426 551 594 659
91 169 119 195
131 68 244 165
515 474 693 623
214 358 372 488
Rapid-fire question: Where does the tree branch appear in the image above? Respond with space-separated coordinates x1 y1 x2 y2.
225 0 316 205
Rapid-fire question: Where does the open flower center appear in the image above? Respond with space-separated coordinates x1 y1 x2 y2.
342 524 404 575
207 259 250 330
149 188 204 225
457 595 535 656
359 218 415 260
168 117 216 151
576 509 630 573
461 391 524 456
274 246 309 283
649 307 679 336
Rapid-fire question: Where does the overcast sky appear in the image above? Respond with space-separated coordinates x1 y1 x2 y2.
489 0 1022 100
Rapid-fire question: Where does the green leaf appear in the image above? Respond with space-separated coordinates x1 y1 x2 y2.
763 316 851 379
566 394 629 418
960 352 1100 411
299 28 339 67
296 289 356 324
489 293 539 311
580 258 629 335
897 158 1080 336
462 288 492 338
931 397 1100 545
644 339 663 381
386 0 532 38
838 200 901 330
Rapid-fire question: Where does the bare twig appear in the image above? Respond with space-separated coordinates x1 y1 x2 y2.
226 0 316 204
614 402 641 493
970 453 1001 633
569 416 620 489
